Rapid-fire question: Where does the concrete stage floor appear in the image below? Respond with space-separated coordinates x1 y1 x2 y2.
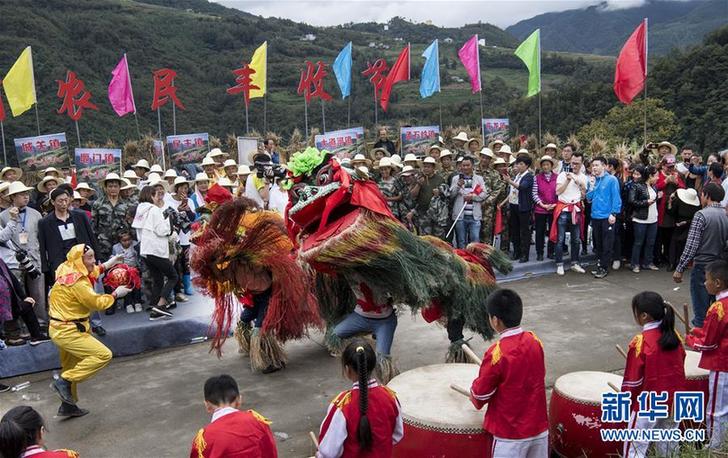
0 268 692 457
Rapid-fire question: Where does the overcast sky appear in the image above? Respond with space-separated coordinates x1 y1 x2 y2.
216 0 651 28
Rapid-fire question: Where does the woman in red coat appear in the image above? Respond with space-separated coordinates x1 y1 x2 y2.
654 155 685 266
0 406 78 458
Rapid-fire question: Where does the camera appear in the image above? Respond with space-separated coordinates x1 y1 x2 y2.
254 160 287 181
15 248 40 279
163 207 192 233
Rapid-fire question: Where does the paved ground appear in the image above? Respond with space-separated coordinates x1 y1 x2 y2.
0 268 691 457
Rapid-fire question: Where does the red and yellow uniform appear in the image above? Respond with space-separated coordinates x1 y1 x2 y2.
21 445 79 457
469 327 549 457
317 380 403 458
48 245 115 401
189 407 277 458
687 291 728 449
621 320 686 458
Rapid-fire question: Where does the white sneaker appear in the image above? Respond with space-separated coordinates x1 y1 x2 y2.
125 304 135 314
632 266 640 273
612 260 621 270
134 303 143 313
175 293 189 302
571 264 586 274
556 265 565 276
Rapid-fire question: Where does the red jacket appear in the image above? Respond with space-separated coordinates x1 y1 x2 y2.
655 171 685 226
621 321 686 409
21 446 78 458
687 292 728 372
469 327 549 439
190 409 277 458
317 381 403 458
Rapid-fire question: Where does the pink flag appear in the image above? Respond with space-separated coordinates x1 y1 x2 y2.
108 54 136 116
458 35 481 93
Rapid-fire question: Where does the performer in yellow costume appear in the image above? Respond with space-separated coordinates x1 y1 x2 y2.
48 244 130 418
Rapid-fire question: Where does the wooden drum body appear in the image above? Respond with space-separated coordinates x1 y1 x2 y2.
549 371 625 458
387 364 487 458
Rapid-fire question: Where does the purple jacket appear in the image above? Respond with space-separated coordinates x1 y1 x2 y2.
533 172 558 215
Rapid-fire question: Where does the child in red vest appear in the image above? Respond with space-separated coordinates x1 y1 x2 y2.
621 291 686 458
0 406 78 458
189 374 277 458
469 289 549 457
687 260 728 449
317 339 403 458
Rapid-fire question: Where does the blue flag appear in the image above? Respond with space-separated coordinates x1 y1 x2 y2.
420 39 440 98
333 42 352 99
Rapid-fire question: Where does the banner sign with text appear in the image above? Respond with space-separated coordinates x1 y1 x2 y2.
481 118 510 142
14 133 70 172
314 127 365 159
75 148 121 182
400 125 440 157
167 133 209 168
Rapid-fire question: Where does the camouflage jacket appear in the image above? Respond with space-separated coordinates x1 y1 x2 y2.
483 168 506 205
92 196 131 250
427 194 450 227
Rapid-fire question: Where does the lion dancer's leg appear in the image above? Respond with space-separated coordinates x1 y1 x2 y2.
445 316 472 363
238 289 287 374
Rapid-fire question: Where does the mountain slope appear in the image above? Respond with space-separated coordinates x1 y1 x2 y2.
507 0 728 56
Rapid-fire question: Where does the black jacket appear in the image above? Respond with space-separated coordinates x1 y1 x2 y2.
38 210 97 275
628 182 654 221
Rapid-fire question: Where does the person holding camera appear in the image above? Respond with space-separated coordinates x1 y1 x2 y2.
164 176 197 299
245 151 288 213
0 182 46 327
449 156 487 248
132 185 178 320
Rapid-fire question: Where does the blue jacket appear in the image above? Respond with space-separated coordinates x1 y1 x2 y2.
515 172 534 213
586 173 622 219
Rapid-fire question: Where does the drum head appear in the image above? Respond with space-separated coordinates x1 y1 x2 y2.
554 371 623 404
388 364 485 433
685 350 709 378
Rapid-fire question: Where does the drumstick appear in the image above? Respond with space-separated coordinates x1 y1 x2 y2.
683 303 690 337
615 344 628 359
461 344 483 365
607 382 621 393
309 431 319 449
450 383 471 398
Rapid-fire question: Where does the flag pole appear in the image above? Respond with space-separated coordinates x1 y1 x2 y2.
537 32 542 152
245 102 250 134
124 53 142 139
74 120 81 147
643 17 648 147
439 101 443 131
347 97 351 128
263 45 268 134
321 99 326 134
172 81 177 135
0 121 6 165
34 104 40 136
157 108 165 168
476 35 485 141
304 98 309 140
373 86 378 126
133 114 142 139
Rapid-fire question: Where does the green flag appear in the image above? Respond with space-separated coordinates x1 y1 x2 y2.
514 29 541 97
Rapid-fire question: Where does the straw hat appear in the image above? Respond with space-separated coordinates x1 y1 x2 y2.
172 176 192 189
0 167 22 180
499 145 513 155
72 191 83 201
42 167 60 177
539 155 556 167
490 139 504 148
122 170 139 181
423 157 437 165
453 132 470 143
467 138 481 148
351 153 372 167
36 176 59 192
509 156 516 165
0 182 9 194
217 177 235 188
7 181 34 196
99 172 123 188
133 159 150 170
676 188 700 207
390 154 403 169
378 157 393 169
75 182 95 193
194 172 210 183
237 165 252 176
249 150 271 164
428 145 442 154
543 143 558 153
222 159 236 168
400 165 417 176
369 147 389 161
201 156 217 167
403 153 419 164
162 169 177 179
479 147 494 158
146 173 169 191
492 158 507 166
150 164 164 174
208 148 227 158
517 148 530 156
438 149 453 159
120 178 136 191
654 141 678 156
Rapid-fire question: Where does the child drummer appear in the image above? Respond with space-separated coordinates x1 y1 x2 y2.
469 289 549 457
687 260 728 450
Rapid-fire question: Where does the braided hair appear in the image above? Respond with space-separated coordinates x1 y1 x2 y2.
342 339 376 450
631 291 679 351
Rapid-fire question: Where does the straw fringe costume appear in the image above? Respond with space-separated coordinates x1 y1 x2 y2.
285 148 512 378
48 244 115 402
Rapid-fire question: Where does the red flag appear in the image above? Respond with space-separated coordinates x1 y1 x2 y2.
473 184 483 196
494 207 503 235
0 82 6 122
614 19 647 104
379 45 410 112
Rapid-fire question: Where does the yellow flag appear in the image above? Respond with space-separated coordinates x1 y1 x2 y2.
248 41 267 99
3 46 37 117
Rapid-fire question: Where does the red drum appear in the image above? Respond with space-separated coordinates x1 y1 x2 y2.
550 371 625 458
387 363 487 458
684 350 709 397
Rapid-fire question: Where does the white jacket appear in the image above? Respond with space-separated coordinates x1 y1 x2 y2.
132 202 171 259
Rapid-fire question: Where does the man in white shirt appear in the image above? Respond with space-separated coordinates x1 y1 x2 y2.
554 151 588 275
